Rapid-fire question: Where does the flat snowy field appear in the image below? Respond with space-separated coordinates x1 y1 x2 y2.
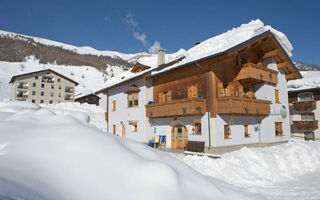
0 101 319 200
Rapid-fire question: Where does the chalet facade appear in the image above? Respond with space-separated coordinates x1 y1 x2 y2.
97 21 301 149
75 93 100 105
288 88 320 141
10 69 78 104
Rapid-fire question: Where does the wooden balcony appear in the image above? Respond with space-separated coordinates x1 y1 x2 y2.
292 100 316 111
293 120 318 131
146 98 207 118
217 96 271 116
236 63 278 85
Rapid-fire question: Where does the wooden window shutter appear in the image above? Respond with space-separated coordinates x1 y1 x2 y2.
275 89 280 103
167 90 172 101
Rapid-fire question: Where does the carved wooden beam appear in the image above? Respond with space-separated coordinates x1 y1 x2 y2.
277 61 288 69
262 49 281 59
285 73 298 80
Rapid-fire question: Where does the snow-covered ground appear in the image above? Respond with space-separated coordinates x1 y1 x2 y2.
0 101 320 199
0 101 252 200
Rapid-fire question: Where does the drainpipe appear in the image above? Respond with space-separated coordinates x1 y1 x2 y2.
195 62 212 149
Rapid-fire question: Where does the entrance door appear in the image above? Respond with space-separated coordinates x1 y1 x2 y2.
171 125 187 149
121 124 126 138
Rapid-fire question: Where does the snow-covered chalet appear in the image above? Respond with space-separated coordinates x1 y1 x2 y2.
97 20 302 150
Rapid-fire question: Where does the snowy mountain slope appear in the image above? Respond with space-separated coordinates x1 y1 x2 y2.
0 101 252 200
294 61 320 71
0 56 126 101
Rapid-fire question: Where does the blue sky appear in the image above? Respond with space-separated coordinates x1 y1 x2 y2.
0 0 319 64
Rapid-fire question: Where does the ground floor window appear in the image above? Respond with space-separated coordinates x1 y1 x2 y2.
275 122 283 136
112 125 116 135
194 122 201 135
224 125 231 139
129 121 138 132
301 113 315 121
305 132 315 141
244 124 250 138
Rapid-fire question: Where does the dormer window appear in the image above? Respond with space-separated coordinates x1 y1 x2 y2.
125 85 140 108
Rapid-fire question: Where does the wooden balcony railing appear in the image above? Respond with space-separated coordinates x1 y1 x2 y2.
293 100 316 111
146 98 207 118
217 96 271 116
236 63 278 84
293 120 318 131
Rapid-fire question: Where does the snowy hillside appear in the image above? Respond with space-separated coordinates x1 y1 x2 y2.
0 101 251 200
0 56 127 102
287 71 320 91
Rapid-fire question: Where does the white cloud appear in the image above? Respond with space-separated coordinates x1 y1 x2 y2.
148 41 162 54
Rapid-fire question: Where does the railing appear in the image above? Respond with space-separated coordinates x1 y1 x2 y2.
217 96 271 116
292 100 316 111
17 85 28 89
65 95 73 100
293 120 318 131
236 63 278 84
146 98 207 118
42 76 54 83
65 88 74 93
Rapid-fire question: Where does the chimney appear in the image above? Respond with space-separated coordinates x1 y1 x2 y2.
158 49 165 66
194 41 201 46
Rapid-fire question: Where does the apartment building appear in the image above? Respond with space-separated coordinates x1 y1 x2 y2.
97 20 301 149
10 69 78 104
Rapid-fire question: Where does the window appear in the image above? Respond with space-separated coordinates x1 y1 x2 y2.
58 93 61 98
40 100 44 104
41 83 44 88
112 125 116 135
188 85 198 98
275 122 283 136
51 84 54 89
32 99 35 103
305 132 315 141
32 91 36 95
32 83 36 87
275 89 280 103
128 93 138 107
57 78 61 82
224 125 231 139
41 91 44 96
50 92 54 97
35 76 38 80
59 85 62 90
159 90 172 103
49 100 53 104
112 100 116 111
244 125 250 138
301 113 315 121
129 121 138 132
194 122 202 135
298 92 313 102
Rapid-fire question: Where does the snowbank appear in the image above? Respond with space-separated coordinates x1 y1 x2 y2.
287 71 320 91
174 141 320 187
0 101 251 200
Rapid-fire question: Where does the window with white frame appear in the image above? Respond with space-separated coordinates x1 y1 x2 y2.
298 92 314 102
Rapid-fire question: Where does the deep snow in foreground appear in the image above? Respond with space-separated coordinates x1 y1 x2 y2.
173 141 320 200
0 101 251 200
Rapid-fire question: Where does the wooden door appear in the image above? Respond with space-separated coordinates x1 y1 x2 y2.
171 125 187 149
121 124 126 138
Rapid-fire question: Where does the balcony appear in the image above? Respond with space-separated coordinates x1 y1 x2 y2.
292 100 316 111
17 84 28 89
236 63 278 85
65 88 74 93
217 96 271 116
16 93 28 100
146 98 207 118
293 120 318 132
42 76 54 83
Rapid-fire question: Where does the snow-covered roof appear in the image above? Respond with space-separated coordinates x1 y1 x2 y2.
287 71 320 91
152 19 294 76
96 19 298 93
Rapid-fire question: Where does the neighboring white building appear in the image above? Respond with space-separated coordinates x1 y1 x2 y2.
10 69 78 104
97 20 301 150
